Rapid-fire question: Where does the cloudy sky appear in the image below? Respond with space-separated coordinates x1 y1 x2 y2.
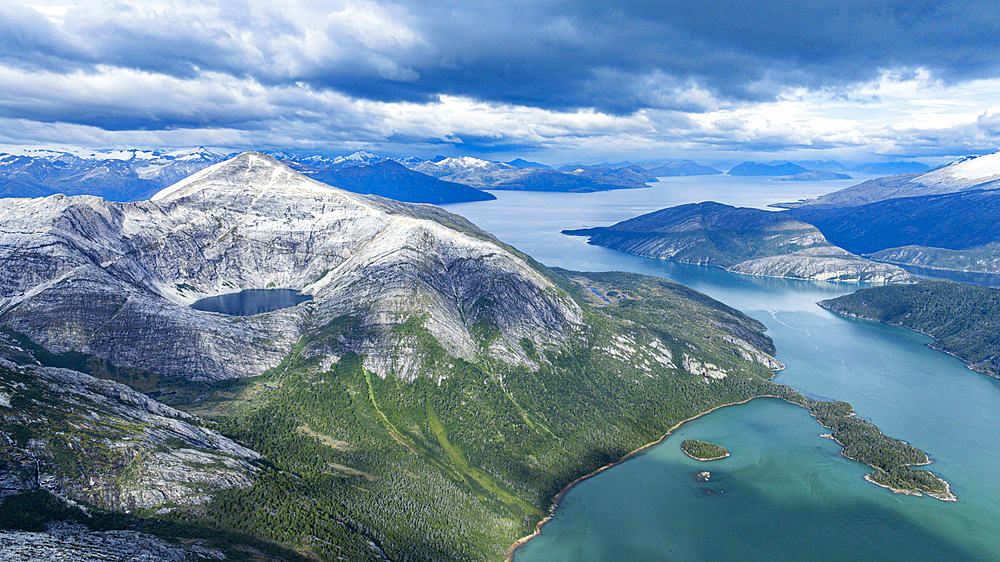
2 0 1000 163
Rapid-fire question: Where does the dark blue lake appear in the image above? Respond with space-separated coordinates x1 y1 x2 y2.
191 289 312 316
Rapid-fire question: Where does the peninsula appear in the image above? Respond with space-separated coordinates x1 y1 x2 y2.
563 201 910 283
819 281 1000 378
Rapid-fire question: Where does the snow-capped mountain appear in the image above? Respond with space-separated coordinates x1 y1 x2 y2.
124 147 230 186
331 150 384 167
790 151 1000 208
0 147 230 201
402 156 654 191
1 152 579 382
267 150 385 170
405 156 520 185
911 152 1000 190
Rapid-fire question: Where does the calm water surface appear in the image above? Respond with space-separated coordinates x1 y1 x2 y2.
444 176 1000 562
191 289 311 316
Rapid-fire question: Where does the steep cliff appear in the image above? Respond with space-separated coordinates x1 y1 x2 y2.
0 332 259 512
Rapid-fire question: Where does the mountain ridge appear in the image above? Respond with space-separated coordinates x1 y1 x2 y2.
563 202 910 283
781 152 1000 209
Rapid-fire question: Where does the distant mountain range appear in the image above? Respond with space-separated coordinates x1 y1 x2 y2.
0 149 666 202
728 161 852 180
0 148 223 201
0 147 945 206
556 160 722 176
761 160 929 175
725 160 932 180
283 159 495 204
729 161 812 176
642 160 722 176
403 157 657 191
780 152 1000 274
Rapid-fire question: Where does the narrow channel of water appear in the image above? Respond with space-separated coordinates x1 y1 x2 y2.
891 262 1000 286
443 177 1000 562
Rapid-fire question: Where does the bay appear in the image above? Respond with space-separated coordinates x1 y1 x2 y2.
443 176 1000 562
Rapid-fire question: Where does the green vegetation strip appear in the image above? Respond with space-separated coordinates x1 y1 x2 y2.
425 399 543 517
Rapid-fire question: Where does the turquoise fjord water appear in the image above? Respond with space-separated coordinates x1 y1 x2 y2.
443 177 1000 562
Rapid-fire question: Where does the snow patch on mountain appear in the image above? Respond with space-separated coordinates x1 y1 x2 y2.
915 152 1000 188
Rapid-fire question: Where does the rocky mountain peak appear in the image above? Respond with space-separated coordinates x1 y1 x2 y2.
1 153 582 382
151 151 336 203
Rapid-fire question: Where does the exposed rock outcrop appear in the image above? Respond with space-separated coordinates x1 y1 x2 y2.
0 353 259 511
0 521 225 562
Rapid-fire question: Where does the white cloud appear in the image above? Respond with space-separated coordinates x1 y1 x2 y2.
2 9 999 165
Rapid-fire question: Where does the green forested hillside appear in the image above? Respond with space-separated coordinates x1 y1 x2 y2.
819 281 1000 377
1 269 959 561
200 270 798 561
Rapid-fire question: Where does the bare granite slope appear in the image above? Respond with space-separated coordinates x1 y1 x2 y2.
0 152 581 382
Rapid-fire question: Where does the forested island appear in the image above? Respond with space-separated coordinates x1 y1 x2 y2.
803 400 955 501
681 439 730 461
819 280 1000 378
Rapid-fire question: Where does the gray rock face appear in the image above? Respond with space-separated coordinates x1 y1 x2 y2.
0 357 259 511
730 248 913 284
867 243 1000 274
0 521 225 561
0 152 581 382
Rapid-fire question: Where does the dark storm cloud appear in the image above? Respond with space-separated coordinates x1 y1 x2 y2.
0 3 93 71
6 0 1000 119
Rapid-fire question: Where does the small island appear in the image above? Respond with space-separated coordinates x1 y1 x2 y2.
681 439 731 461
